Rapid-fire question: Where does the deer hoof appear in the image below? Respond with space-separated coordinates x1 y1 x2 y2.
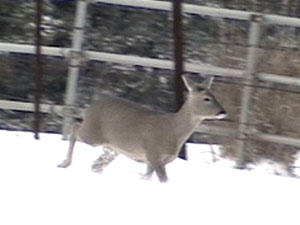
57 160 71 168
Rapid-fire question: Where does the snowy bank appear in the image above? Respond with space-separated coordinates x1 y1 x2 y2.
0 130 300 225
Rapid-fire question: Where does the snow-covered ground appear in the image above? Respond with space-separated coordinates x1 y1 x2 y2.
1 130 300 225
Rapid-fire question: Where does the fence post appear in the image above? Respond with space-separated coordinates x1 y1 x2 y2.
62 0 88 139
236 14 263 168
172 0 186 159
34 0 43 140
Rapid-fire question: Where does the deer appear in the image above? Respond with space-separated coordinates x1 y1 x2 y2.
58 75 226 182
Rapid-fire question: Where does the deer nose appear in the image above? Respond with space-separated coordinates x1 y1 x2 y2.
217 110 227 119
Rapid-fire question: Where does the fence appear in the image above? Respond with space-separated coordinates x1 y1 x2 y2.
1 0 300 167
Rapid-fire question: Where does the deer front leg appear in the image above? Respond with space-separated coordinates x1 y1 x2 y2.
154 164 168 183
57 122 81 168
141 165 155 180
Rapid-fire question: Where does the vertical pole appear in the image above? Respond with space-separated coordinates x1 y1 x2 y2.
172 0 186 159
34 0 43 140
62 0 88 139
236 14 262 168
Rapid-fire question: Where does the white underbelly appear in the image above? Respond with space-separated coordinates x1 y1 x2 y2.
104 144 147 163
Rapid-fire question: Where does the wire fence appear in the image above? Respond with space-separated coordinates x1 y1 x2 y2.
1 0 300 168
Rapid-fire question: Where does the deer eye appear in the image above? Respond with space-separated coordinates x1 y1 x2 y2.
203 97 211 102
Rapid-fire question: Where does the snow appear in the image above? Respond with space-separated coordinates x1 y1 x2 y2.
1 130 300 225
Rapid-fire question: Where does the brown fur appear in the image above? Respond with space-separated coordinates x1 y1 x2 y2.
58 76 226 182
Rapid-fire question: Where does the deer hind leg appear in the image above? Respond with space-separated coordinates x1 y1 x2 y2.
57 122 81 168
91 147 118 173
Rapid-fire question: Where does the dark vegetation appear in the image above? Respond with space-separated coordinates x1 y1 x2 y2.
1 0 300 173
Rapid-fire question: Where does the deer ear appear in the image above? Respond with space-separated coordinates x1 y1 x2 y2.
200 77 214 90
182 75 197 92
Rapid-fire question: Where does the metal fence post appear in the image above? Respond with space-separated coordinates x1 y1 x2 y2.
172 0 186 159
62 0 88 139
34 0 43 140
236 14 263 168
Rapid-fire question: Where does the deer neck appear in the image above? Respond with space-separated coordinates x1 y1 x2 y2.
174 98 203 146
